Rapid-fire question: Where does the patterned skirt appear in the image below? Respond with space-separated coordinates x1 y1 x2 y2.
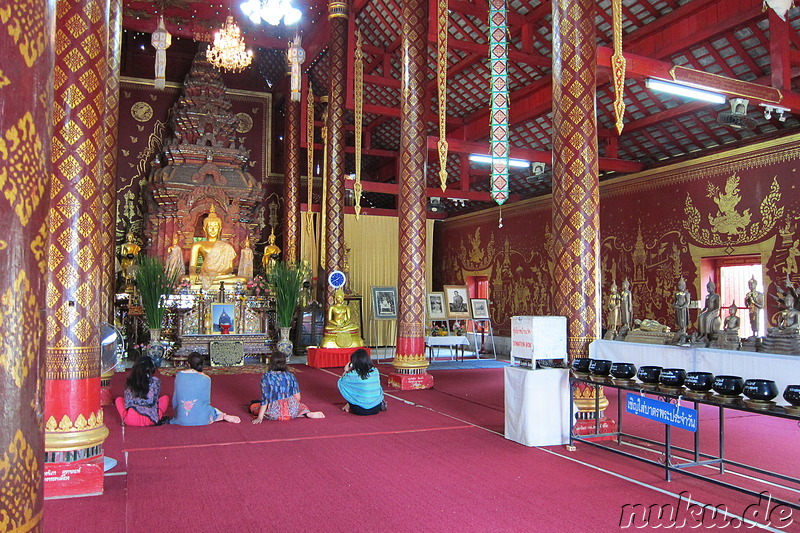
251 393 310 421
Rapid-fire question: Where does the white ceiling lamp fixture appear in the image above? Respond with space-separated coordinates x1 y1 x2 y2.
206 16 253 72
646 78 727 104
761 103 791 122
468 154 530 168
717 98 757 130
241 0 302 25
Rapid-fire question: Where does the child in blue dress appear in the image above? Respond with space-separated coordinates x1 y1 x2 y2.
171 352 241 426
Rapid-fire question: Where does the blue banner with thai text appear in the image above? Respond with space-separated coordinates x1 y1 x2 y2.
625 393 698 432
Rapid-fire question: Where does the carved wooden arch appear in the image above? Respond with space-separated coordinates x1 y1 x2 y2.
191 160 228 186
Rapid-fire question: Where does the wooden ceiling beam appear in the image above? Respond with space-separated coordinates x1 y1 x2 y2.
344 177 522 202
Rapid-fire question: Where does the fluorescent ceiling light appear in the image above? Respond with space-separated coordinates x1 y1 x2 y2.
469 154 530 168
646 79 726 104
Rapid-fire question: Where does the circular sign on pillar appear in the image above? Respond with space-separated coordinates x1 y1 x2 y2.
328 270 346 289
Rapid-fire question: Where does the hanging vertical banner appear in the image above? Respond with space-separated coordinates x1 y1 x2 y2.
306 87 315 235
436 0 449 192
611 0 626 135
489 0 509 206
287 35 305 102
151 15 171 90
354 31 364 219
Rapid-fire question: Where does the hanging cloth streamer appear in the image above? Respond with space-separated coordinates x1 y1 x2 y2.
354 32 364 219
611 0 626 135
306 87 315 235
151 15 171 90
436 0 450 192
489 0 509 206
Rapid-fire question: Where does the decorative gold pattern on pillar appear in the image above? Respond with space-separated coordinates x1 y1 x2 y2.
283 98 300 262
353 31 364 219
0 0 52 525
393 0 428 370
436 0 449 191
47 0 108 458
324 0 348 306
611 0 626 135
551 0 600 359
305 86 314 236
101 0 122 320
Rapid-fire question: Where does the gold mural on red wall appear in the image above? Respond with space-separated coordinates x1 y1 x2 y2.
684 175 782 246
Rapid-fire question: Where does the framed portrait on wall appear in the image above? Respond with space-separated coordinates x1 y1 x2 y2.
211 303 236 334
471 298 490 320
371 286 397 319
426 292 447 320
443 285 471 319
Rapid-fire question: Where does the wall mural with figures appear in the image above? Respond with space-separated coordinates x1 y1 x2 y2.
434 134 800 337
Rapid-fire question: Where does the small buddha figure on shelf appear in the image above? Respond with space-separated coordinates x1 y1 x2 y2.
697 279 721 340
605 281 621 337
744 276 764 338
723 302 740 333
120 231 141 289
779 294 800 330
238 236 255 280
319 289 364 349
673 277 691 333
620 279 633 330
166 234 185 277
262 230 281 274
187 206 246 291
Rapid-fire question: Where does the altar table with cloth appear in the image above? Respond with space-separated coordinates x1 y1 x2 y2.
425 335 470 361
589 339 800 405
307 346 371 368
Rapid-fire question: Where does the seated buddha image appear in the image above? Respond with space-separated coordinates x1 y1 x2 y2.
187 206 246 290
320 289 364 349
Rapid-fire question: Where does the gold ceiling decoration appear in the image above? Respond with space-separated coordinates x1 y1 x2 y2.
353 31 364 220
611 0 626 135
436 0 449 192
206 16 253 73
306 87 315 236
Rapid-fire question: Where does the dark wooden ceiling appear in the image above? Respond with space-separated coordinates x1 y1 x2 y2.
122 0 800 215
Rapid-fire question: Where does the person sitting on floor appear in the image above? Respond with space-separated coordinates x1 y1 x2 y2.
338 348 386 416
171 352 241 426
115 355 170 426
250 352 325 423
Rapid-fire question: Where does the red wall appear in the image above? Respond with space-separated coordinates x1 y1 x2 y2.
434 136 800 336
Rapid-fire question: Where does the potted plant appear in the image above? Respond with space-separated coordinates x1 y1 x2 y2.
136 256 179 364
268 261 307 359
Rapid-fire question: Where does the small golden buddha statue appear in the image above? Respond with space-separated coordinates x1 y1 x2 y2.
320 288 364 349
120 231 141 289
186 206 246 290
262 229 281 274
238 236 255 280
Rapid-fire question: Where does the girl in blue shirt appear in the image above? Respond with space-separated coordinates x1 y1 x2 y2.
251 352 325 422
338 348 385 415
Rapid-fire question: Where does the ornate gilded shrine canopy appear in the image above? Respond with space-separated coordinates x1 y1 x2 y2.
121 0 800 216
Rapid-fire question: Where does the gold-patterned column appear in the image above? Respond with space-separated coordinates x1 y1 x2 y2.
45 0 110 498
0 0 54 526
323 0 348 306
388 0 433 390
552 0 613 435
100 0 121 322
283 98 300 262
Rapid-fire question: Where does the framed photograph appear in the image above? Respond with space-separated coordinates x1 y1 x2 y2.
211 303 236 334
443 285 471 319
471 298 490 320
426 292 447 320
371 286 397 320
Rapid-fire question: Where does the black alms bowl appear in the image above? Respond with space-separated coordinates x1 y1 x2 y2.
637 366 662 384
571 358 591 374
783 385 800 407
713 375 745 397
685 372 715 392
610 362 637 380
589 359 612 376
660 368 686 388
743 379 779 402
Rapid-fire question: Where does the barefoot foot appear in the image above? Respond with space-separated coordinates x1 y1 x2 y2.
223 414 241 423
306 411 325 419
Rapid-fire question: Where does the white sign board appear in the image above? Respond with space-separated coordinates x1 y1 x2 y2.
510 315 567 366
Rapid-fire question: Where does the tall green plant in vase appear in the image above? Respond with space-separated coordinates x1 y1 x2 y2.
136 256 179 364
268 261 307 359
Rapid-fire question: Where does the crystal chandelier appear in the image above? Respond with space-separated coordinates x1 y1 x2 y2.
206 16 253 72
241 0 302 25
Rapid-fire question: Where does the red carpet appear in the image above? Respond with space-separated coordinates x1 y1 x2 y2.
44 365 800 532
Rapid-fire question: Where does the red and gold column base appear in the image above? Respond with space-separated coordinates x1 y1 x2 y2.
388 371 434 390
573 381 617 441
44 442 106 499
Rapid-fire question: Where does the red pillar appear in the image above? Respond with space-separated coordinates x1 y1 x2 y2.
0 0 55 527
45 0 111 498
284 98 301 263
388 0 433 390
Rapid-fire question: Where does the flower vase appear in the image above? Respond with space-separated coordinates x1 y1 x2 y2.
276 326 293 360
147 328 165 367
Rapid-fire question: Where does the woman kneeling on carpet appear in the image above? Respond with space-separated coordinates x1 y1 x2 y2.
338 348 386 415
251 352 325 423
115 355 170 426
171 352 241 425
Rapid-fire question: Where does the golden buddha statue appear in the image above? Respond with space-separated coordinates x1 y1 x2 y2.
319 289 364 349
187 206 246 290
262 229 281 274
238 236 254 280
119 231 141 289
